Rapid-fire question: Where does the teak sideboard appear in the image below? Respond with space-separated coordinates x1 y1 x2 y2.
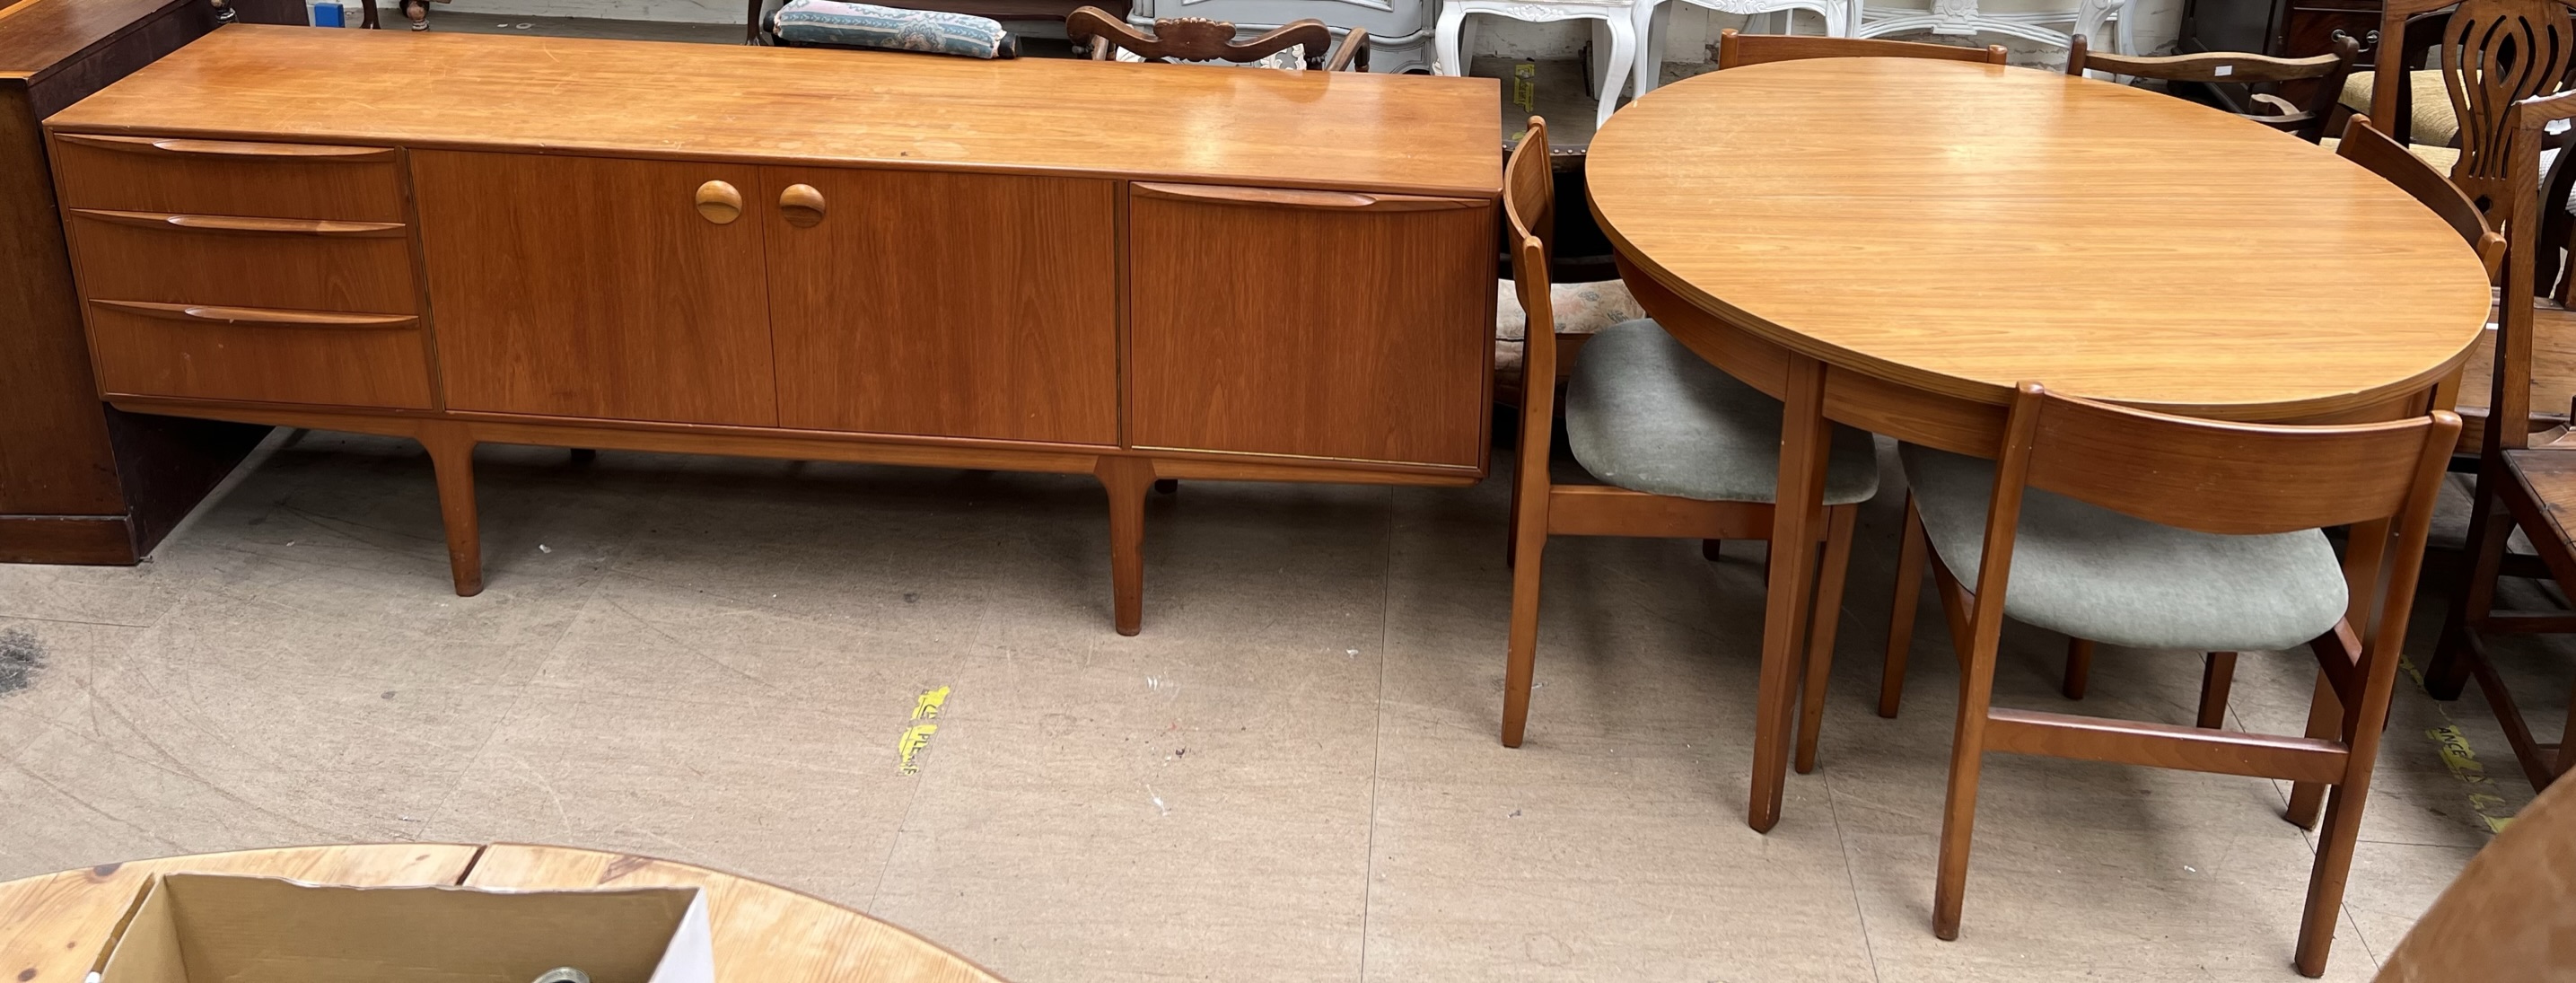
45 26 1500 634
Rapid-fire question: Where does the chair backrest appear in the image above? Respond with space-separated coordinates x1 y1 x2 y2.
1713 28 2005 70
1066 6 1368 71
2066 32 2361 143
2484 89 2576 452
2372 0 2576 215
1504 116 1558 428
2337 114 2510 282
2373 769 2576 981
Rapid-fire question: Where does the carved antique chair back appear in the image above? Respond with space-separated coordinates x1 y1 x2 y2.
1066 6 1369 71
2067 33 2362 143
1713 27 2004 70
2371 0 2576 217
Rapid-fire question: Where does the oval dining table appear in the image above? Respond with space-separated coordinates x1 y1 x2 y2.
1583 57 2495 835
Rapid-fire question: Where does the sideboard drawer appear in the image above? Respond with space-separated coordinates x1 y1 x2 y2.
1128 182 1492 469
50 133 405 222
85 300 434 408
66 208 417 313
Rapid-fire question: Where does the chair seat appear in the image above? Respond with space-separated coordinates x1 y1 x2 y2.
2340 70 2462 148
1900 443 2346 652
1565 320 1879 505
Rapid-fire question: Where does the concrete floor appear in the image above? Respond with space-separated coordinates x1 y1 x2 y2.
0 427 2563 981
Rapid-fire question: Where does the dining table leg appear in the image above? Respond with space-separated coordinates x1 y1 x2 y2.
1750 352 1834 832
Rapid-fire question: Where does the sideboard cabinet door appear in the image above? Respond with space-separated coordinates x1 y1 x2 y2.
762 168 1120 445
413 151 777 426
1127 183 1492 469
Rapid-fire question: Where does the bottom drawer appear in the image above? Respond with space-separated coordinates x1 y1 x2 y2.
87 300 435 408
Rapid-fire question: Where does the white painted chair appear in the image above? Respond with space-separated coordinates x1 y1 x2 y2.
1433 0 1638 127
1854 0 2130 55
1629 0 1853 99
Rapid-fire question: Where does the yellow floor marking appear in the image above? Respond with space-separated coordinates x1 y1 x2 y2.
912 685 951 721
2402 656 2515 835
898 686 951 775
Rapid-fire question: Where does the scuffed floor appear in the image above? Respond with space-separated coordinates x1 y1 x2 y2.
0 429 2563 981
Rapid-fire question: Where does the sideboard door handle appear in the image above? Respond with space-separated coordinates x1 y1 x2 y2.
69 208 408 237
90 299 420 329
779 183 828 227
55 133 398 161
1131 181 1483 212
696 180 744 224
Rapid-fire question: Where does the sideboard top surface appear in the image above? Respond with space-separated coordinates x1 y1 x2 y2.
0 0 190 81
46 25 1503 196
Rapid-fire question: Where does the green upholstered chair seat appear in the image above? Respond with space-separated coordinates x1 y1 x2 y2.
1564 320 1879 505
1899 443 2347 652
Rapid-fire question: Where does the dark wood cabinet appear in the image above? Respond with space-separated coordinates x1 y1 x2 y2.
0 0 302 565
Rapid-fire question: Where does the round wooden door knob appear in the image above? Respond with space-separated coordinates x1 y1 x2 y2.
780 183 827 227
695 180 743 224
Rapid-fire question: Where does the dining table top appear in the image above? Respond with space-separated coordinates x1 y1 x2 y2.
1583 57 2495 422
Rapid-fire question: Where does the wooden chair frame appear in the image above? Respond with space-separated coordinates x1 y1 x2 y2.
1067 6 1370 71
1713 27 2005 70
2065 32 2361 143
1919 382 2457 978
2369 0 2576 219
1500 115 1860 764
2431 89 2576 792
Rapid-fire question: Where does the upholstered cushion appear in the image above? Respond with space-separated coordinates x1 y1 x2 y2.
2319 135 2460 176
1116 44 1305 70
1899 443 2347 652
771 1 1016 58
1565 320 1879 505
1497 278 1646 341
2341 70 2462 148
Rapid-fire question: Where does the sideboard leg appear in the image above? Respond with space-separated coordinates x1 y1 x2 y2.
1096 456 1155 636
421 423 484 597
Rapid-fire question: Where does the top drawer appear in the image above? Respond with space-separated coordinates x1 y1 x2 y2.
49 133 405 222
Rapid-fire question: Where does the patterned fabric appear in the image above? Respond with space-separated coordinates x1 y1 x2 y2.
1114 44 1305 71
771 1 1016 59
1494 278 1645 341
2340 71 2461 149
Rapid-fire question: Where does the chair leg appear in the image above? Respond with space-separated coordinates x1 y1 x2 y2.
1796 505 1861 774
2062 637 2094 700
2428 483 2512 700
1879 492 1924 718
1095 456 1154 636
2196 652 2237 729
420 422 483 598
2296 629 2399 977
1501 496 1550 748
1629 0 1663 99
1432 3 1466 75
2286 669 2342 829
1932 584 2002 941
1590 13 1636 127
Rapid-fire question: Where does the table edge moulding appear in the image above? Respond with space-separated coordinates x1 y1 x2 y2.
44 25 1503 636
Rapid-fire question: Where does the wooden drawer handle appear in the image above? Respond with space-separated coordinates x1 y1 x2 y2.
91 299 417 329
56 133 396 162
1132 182 1482 213
779 183 827 227
696 180 743 224
69 208 407 238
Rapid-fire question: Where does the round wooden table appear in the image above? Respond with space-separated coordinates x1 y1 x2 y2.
0 845 1002 983
1584 57 2494 833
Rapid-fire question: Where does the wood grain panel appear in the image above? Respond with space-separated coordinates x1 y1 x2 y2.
46 26 1499 197
86 300 434 408
0 84 121 515
1129 189 1492 468
412 151 775 426
765 167 1117 444
0 513 135 564
465 845 1003 983
49 133 403 222
66 210 416 312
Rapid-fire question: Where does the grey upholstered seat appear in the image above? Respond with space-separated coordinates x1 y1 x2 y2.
1899 443 2348 652
1565 320 1879 505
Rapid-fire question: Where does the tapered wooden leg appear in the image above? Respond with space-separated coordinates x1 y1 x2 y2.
1795 505 1860 774
2287 668 2342 829
2429 486 2511 701
2196 652 2237 729
419 422 482 598
2061 637 2095 699
1096 456 1155 636
1501 506 1549 749
1932 590 2002 940
1702 539 1723 560
1750 354 1832 832
1880 494 1925 718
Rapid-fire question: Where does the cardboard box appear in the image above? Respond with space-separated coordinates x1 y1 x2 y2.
94 874 714 983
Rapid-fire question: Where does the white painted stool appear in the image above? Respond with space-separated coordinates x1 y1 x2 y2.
1853 0 2131 55
1433 0 1639 127
1628 0 1853 99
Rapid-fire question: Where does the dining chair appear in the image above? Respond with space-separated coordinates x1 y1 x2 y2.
1713 26 2004 69
1873 113 2502 725
2371 767 2576 981
2064 32 2361 144
1905 382 2456 977
2431 89 2576 794
2363 0 2576 221
1498 115 1879 754
1068 5 1370 70
1630 0 1853 99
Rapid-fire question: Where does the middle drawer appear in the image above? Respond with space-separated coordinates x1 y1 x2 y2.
66 208 417 313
